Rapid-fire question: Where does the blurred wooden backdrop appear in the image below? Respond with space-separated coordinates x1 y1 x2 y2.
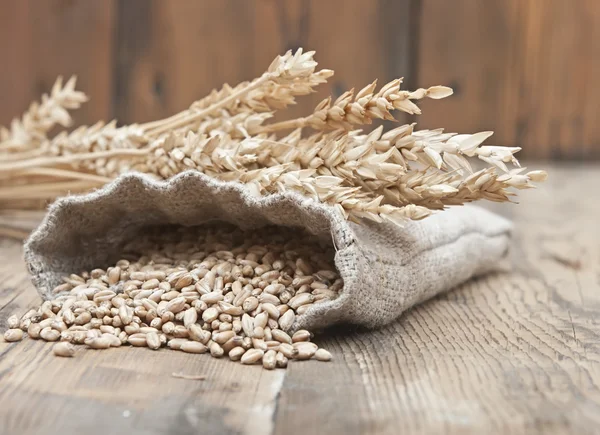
1 0 599 160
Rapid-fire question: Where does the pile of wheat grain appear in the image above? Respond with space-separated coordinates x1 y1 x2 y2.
0 49 546 238
4 224 337 368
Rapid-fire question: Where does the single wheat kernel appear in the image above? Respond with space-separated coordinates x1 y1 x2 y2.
213 330 235 345
167 338 188 350
87 337 111 349
271 329 292 344
27 323 42 339
202 307 219 323
288 293 314 310
209 341 224 358
293 342 318 360
241 313 254 337
241 349 264 365
146 332 161 350
314 348 332 361
276 350 289 368
4 328 23 342
40 327 60 342
292 330 311 342
165 297 187 314
183 308 198 327
53 342 76 357
99 325 115 335
266 340 280 350
222 336 244 353
128 334 147 347
278 310 295 331
263 350 277 370
181 341 208 354
228 346 246 361
62 309 75 325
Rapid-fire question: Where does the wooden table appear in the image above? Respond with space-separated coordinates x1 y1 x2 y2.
1 164 598 435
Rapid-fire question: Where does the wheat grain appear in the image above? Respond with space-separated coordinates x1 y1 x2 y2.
146 332 161 350
53 342 76 357
276 352 288 368
40 327 60 342
241 348 264 365
291 330 311 343
209 341 225 358
314 348 332 362
293 342 318 360
86 337 111 349
263 349 277 370
3 328 23 342
3 224 337 369
228 346 246 361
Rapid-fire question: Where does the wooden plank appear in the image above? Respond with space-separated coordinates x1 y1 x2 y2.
0 0 116 129
0 1 31 129
2 0 599 163
416 0 600 160
274 164 600 434
0 240 284 435
251 0 416 124
114 0 415 127
1 164 599 434
114 0 257 124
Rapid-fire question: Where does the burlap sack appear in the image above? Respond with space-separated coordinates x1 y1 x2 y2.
24 171 512 332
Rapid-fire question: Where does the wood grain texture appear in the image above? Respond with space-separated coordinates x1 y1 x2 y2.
416 0 600 160
0 0 115 128
114 0 256 124
0 164 598 434
113 0 415 125
2 0 599 159
250 0 416 124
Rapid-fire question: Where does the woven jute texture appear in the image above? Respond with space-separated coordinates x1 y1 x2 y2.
24 171 513 332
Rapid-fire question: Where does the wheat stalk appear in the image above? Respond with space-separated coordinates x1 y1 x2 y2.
142 49 324 136
0 76 88 152
255 79 452 133
0 48 546 236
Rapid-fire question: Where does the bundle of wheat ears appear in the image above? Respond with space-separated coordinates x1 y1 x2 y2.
0 49 546 239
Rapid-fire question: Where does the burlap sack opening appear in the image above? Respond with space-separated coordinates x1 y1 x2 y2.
24 171 512 332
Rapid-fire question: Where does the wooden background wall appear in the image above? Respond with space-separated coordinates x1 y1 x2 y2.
1 0 599 160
